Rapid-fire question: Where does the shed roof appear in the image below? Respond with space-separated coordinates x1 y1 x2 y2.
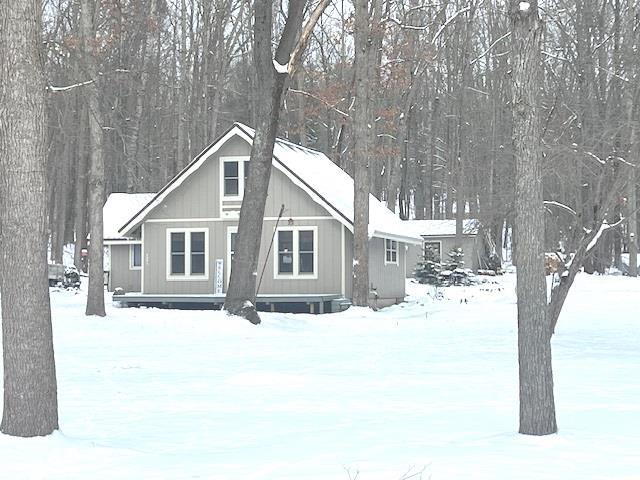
104 192 155 240
402 219 480 238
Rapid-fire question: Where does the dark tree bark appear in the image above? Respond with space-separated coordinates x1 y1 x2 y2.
510 0 557 436
0 0 59 437
224 0 328 323
81 0 106 316
352 0 380 306
352 0 370 306
74 107 88 272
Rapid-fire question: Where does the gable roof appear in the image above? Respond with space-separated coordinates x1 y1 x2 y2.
402 219 480 238
119 123 421 245
104 193 156 240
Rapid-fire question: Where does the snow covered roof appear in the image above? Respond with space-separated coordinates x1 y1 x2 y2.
119 123 422 245
237 124 421 244
402 219 480 238
104 193 156 240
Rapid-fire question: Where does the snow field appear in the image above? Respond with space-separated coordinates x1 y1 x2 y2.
0 273 638 479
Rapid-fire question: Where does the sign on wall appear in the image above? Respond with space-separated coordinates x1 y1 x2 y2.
214 259 224 294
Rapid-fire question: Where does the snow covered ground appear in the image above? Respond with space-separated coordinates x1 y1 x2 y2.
0 272 639 479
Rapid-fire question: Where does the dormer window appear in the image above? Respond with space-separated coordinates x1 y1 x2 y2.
223 161 239 196
221 157 250 201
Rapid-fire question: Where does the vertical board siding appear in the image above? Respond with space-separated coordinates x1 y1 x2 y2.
142 218 344 295
130 133 408 302
109 244 142 292
146 135 328 222
368 237 406 299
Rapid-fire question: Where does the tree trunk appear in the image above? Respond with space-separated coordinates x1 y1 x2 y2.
626 84 638 277
224 0 306 324
81 0 106 317
351 0 375 307
74 107 88 272
628 162 638 277
510 0 557 436
0 0 59 436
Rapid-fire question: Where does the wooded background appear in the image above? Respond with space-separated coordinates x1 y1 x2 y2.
44 0 639 274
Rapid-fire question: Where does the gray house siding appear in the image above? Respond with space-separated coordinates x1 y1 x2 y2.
141 218 345 296
406 235 479 278
109 244 142 292
369 237 406 304
124 133 411 306
145 135 327 222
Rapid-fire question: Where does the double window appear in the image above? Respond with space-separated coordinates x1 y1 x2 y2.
222 157 250 198
129 243 142 269
385 239 398 265
275 227 317 279
167 228 208 279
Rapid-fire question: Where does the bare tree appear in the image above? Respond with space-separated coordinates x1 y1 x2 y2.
81 0 106 317
510 0 557 436
0 0 59 436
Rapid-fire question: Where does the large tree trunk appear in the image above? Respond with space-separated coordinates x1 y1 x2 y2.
74 107 88 272
224 0 306 324
351 0 376 306
0 0 59 436
510 0 557 436
82 0 106 317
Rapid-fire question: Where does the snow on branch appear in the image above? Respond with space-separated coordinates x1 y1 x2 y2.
289 88 350 118
585 217 626 254
544 201 577 216
47 79 94 92
383 16 432 31
431 7 471 45
608 155 637 168
471 31 511 65
273 59 289 74
584 151 606 165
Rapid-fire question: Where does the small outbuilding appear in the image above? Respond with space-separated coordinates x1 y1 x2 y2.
403 219 481 278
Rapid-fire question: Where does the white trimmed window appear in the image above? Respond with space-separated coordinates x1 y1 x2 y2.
166 228 209 280
385 239 398 265
220 156 250 200
424 240 442 263
274 226 318 279
129 243 142 269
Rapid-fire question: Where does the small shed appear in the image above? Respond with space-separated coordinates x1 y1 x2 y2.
403 219 481 278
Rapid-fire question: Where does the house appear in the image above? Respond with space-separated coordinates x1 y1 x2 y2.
403 219 481 278
104 122 422 312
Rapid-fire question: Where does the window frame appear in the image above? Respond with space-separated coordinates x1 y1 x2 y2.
384 238 399 265
423 240 442 263
129 243 142 270
220 156 249 202
273 226 318 280
166 227 209 280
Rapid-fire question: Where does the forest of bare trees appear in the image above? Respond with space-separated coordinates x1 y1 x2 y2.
41 0 638 280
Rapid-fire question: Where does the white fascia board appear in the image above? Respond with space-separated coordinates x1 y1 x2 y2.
371 230 423 246
119 126 244 236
